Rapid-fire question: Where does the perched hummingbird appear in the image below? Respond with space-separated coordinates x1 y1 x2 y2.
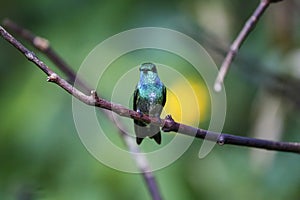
133 63 167 145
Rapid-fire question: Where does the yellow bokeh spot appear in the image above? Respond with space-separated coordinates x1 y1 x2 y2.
163 79 209 125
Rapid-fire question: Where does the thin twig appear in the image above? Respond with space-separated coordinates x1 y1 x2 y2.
185 24 300 109
1 25 299 155
2 20 162 200
214 0 283 92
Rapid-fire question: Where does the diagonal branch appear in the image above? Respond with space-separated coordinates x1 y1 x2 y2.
2 19 162 200
1 25 299 156
214 0 284 92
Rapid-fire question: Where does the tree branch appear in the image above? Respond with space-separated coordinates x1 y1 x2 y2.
1 22 299 160
214 0 284 92
2 19 162 200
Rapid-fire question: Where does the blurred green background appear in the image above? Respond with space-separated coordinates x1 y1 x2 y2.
1 0 300 199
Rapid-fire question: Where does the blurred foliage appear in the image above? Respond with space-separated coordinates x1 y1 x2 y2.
1 0 300 199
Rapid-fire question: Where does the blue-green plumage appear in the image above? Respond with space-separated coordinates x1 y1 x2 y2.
133 63 167 145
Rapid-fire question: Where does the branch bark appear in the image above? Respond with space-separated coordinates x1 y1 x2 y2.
214 0 284 92
1 22 299 160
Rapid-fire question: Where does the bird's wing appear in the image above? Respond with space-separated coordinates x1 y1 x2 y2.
133 87 139 111
162 85 167 107
133 88 146 127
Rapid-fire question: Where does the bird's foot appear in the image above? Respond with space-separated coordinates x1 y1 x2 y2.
162 115 177 132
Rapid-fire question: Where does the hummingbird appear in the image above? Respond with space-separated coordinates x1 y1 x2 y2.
133 63 167 145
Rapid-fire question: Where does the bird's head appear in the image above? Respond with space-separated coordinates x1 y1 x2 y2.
139 63 159 83
139 63 157 74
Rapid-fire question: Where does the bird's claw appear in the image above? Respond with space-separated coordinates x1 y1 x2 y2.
136 110 144 118
162 114 175 132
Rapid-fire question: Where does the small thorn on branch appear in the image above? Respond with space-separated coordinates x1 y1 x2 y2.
90 90 99 100
47 73 58 82
217 135 225 146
